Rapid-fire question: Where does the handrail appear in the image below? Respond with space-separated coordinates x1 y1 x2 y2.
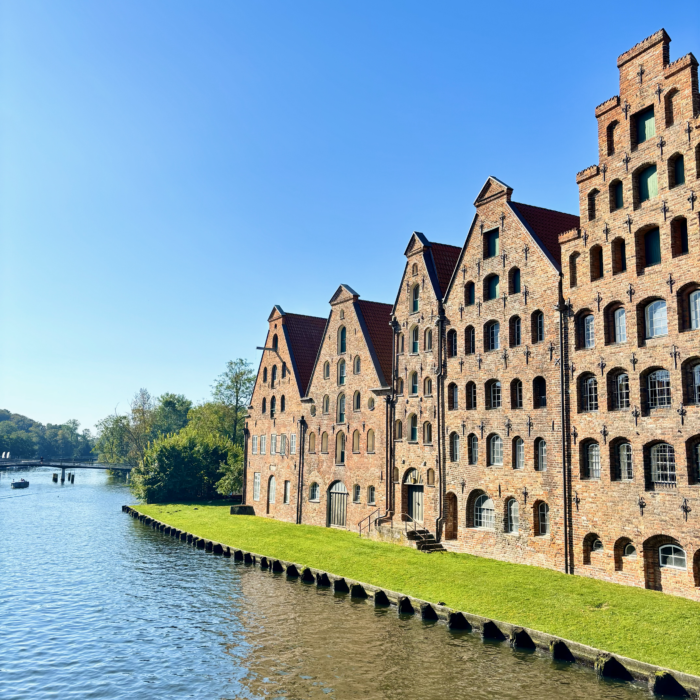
358 508 392 537
402 513 431 546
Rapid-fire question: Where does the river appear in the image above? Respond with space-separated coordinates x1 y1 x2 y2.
0 467 646 699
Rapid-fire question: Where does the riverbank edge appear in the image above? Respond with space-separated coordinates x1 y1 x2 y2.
124 505 699 698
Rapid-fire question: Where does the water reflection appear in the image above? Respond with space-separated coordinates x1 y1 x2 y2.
0 468 644 699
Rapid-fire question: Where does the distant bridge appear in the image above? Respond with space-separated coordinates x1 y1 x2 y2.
0 458 134 473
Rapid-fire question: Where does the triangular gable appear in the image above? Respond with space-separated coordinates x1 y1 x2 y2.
474 176 513 208
329 284 359 305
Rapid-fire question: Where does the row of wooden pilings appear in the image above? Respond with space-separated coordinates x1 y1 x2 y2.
122 505 698 698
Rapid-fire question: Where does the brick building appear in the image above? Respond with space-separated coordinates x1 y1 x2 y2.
244 30 700 599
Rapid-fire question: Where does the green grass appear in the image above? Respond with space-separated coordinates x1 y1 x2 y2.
136 503 700 676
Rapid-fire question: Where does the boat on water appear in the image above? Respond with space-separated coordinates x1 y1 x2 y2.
11 479 29 489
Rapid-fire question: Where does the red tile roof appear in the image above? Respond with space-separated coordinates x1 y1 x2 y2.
356 300 393 386
285 313 327 395
429 242 462 297
510 202 580 267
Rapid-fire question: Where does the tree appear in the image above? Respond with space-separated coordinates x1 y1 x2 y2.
211 359 255 446
186 401 238 440
152 393 192 436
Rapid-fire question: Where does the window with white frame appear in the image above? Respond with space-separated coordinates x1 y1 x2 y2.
353 484 361 503
252 436 258 454
474 494 495 529
648 369 671 409
582 375 599 412
651 443 676 483
490 380 502 409
612 372 630 410
411 326 419 353
368 485 376 504
487 321 500 351
489 435 503 466
410 372 418 395
618 442 633 480
260 436 266 455
310 482 320 501
507 498 519 533
290 434 296 454
514 437 524 470
614 307 627 343
584 314 595 348
691 291 700 330
253 473 261 501
412 285 420 313
284 480 291 504
536 439 547 471
538 502 550 536
268 476 276 503
659 544 686 569
271 434 277 455
584 442 601 479
468 434 478 465
280 434 287 456
645 300 668 338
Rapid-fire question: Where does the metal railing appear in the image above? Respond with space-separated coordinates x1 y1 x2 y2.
401 513 432 547
358 508 392 537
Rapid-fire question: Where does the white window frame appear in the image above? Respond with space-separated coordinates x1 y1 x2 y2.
690 291 700 330
584 314 595 348
283 480 290 504
515 438 524 470
614 307 627 343
252 435 258 454
489 435 503 466
645 300 668 338
507 498 519 533
260 435 266 455
253 472 261 501
651 443 676 483
586 442 601 479
474 494 495 529
659 544 686 569
270 434 277 455
280 434 286 456
290 434 296 455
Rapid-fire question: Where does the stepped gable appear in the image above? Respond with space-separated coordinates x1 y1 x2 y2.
509 202 580 267
356 300 393 387
429 243 461 298
284 313 327 395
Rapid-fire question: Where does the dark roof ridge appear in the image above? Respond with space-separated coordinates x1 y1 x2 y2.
510 200 578 218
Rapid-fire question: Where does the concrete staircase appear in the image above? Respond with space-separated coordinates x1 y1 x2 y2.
406 527 446 553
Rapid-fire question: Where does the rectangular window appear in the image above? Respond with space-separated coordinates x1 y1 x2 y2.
614 181 624 209
280 434 286 456
644 228 661 266
635 106 655 144
270 434 277 455
639 166 658 203
284 480 291 504
290 434 296 454
252 436 258 454
675 156 686 186
253 473 261 501
620 240 627 272
485 229 499 258
260 435 266 455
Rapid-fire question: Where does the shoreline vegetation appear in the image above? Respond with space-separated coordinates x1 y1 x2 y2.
136 503 700 677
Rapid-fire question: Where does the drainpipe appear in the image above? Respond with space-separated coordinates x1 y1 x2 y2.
388 318 400 517
434 304 446 540
557 282 571 574
242 423 249 505
296 416 307 524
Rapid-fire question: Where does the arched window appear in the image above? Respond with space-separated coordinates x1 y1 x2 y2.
659 544 686 570
487 380 502 409
323 395 330 414
335 431 346 464
337 393 346 422
613 307 627 343
466 381 477 410
610 370 630 410
533 377 547 409
537 502 550 536
684 361 700 405
590 245 604 281
425 328 433 351
640 226 662 269
270 396 276 418
569 252 579 288
511 379 523 409
509 267 521 294
671 217 689 258
513 437 524 470
650 443 676 483
610 179 623 211
398 334 404 354
611 439 633 481
321 432 328 453
484 228 499 258
447 382 458 410
535 438 547 471
271 365 277 388
581 313 595 348
411 262 418 276
410 372 418 395
509 316 521 347
644 300 668 338
411 284 420 313
308 432 316 453
263 367 268 383
485 274 500 301
395 420 403 440
468 434 478 465
272 334 279 351
664 89 679 127
354 356 361 374
506 498 519 533
281 363 287 378
396 377 404 395
309 482 320 501
424 377 433 396
368 397 375 410
647 369 671 409
669 153 685 188
580 374 598 412
474 494 495 529
606 120 618 156
323 361 330 379
367 485 376 505
449 432 459 462
426 468 435 486
367 429 375 453
338 359 346 385
280 395 286 412
338 326 347 353
262 397 267 414
488 434 503 466
353 484 361 503
587 188 599 221
423 422 432 444
485 320 500 351
611 238 627 274
352 430 360 453
532 311 544 343
582 441 601 479
411 326 419 353
465 281 475 306
409 414 418 441
353 391 361 411
447 329 458 357
465 326 476 354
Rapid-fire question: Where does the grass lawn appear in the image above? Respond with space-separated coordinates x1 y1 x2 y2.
135 502 700 676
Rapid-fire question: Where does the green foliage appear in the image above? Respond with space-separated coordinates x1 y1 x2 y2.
211 358 255 446
214 443 244 495
131 429 237 503
186 401 238 441
153 393 193 436
0 409 94 459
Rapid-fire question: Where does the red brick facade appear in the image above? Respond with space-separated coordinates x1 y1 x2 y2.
245 30 700 600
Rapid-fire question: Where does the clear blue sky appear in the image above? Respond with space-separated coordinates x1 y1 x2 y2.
1 1 697 432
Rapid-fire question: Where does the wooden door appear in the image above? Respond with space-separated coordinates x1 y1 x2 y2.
328 482 348 527
408 485 424 523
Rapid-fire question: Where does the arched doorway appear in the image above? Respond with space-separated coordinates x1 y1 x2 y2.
445 492 458 539
328 481 348 527
267 476 276 515
403 468 424 523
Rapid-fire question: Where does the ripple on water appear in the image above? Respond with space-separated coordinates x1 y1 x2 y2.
0 468 646 700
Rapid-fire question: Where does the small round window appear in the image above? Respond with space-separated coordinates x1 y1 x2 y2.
368 397 375 410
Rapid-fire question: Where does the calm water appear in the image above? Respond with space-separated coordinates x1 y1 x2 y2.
0 468 646 700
